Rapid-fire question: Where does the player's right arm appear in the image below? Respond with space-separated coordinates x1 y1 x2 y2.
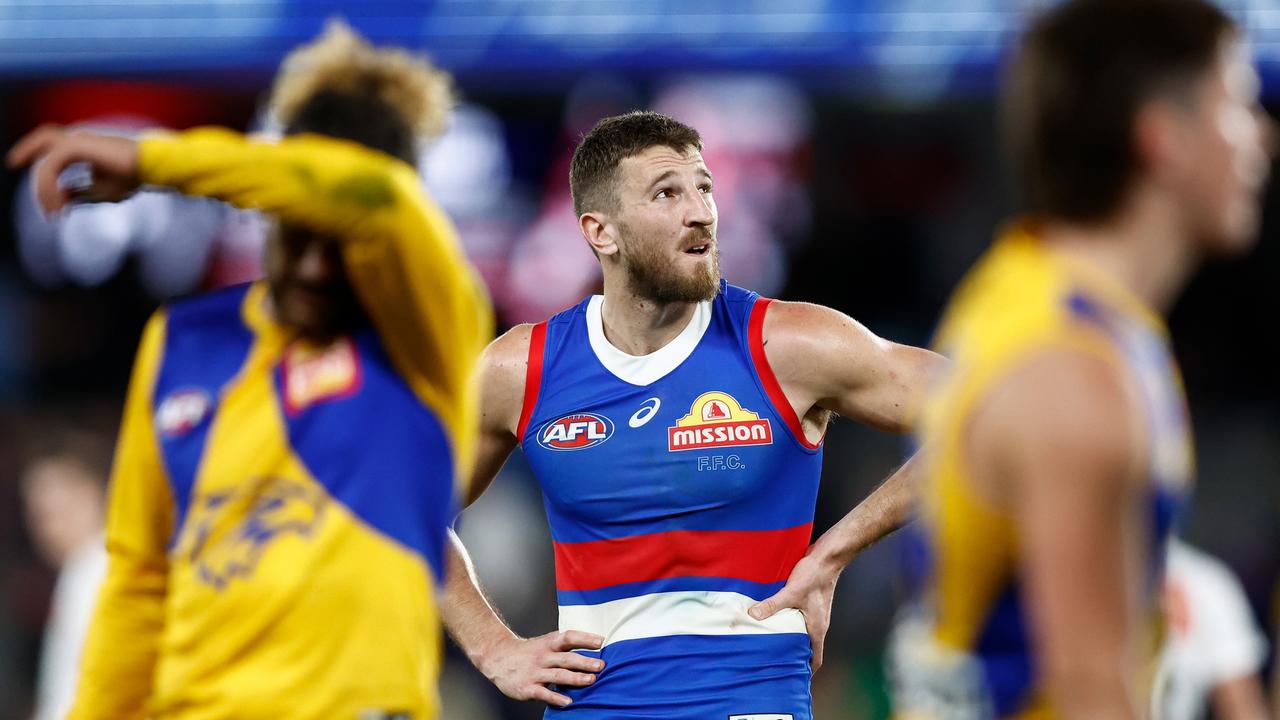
440 325 604 708
69 312 175 720
7 124 494 491
969 347 1147 720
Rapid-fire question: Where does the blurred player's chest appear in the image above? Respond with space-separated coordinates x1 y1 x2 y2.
155 332 415 483
153 328 445 559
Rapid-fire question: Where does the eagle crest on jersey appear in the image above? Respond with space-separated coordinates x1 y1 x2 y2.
179 475 328 590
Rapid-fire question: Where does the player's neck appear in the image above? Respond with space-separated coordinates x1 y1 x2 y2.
598 286 700 356
1040 192 1199 315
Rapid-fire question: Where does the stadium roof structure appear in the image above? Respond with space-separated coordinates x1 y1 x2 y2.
1 0 1278 98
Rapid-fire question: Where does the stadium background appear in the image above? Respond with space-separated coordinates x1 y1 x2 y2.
0 1 1277 717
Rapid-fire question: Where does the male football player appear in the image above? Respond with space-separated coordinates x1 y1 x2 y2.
442 110 944 719
892 1 1272 718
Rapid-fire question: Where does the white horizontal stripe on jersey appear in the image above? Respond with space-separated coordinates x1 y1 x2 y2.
558 590 807 647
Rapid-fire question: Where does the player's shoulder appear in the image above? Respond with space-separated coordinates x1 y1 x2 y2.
483 322 534 370
479 323 536 403
161 281 255 331
759 298 885 366
976 344 1143 479
760 298 849 332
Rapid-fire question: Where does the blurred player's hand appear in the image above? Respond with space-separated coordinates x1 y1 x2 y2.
479 629 605 708
748 549 840 671
6 124 141 213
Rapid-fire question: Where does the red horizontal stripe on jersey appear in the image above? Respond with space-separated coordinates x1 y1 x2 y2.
553 524 813 592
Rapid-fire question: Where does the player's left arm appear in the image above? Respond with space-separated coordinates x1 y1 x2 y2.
748 300 944 670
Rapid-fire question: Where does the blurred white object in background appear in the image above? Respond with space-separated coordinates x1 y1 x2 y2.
13 124 229 299
21 450 109 720
1154 539 1269 720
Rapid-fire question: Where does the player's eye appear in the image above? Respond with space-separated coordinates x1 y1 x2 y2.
699 184 713 194
655 188 673 199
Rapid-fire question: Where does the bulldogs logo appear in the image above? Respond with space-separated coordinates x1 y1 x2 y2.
537 412 614 451
179 476 327 590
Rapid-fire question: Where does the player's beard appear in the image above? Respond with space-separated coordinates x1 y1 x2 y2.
618 229 722 304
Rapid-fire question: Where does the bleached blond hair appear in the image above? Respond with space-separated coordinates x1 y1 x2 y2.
269 19 453 143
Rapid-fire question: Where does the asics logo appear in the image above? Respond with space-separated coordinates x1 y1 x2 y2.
629 397 661 428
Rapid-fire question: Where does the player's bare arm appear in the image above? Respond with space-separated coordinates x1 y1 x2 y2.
441 324 605 708
1211 674 1271 720
748 300 944 669
973 348 1147 720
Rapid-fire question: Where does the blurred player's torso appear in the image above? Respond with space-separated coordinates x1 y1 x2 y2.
520 281 822 719
894 225 1194 719
139 281 454 719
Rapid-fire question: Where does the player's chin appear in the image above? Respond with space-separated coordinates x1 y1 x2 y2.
684 268 722 301
1204 205 1262 257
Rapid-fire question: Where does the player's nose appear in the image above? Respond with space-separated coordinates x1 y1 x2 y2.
684 189 715 228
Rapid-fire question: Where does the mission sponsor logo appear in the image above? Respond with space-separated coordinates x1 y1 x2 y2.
538 412 615 451
668 391 772 452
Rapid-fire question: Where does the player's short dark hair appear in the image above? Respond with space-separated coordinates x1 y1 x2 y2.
284 89 416 165
570 111 703 216
1005 0 1235 222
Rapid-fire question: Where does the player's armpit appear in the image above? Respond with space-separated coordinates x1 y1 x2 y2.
70 312 174 720
759 300 944 434
971 348 1147 720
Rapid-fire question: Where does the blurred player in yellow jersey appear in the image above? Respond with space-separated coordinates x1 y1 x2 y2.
891 1 1272 719
6 22 493 720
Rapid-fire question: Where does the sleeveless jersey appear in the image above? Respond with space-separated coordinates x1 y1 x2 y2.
519 281 824 719
891 225 1194 719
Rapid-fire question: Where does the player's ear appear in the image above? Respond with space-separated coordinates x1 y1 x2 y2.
1133 98 1187 185
580 212 619 257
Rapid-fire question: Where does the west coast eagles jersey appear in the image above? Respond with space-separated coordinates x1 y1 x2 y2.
892 224 1193 719
519 282 823 719
69 129 493 720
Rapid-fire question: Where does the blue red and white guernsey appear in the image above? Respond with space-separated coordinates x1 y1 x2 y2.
519 281 824 719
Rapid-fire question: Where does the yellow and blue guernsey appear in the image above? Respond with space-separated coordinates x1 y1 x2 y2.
892 223 1193 719
69 129 493 720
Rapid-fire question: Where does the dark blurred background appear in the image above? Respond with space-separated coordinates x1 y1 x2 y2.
0 2 1277 718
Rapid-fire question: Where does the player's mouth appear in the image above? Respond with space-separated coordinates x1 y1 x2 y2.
682 241 713 256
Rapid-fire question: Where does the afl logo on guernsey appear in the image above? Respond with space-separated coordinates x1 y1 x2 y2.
668 391 773 452
156 387 213 438
538 413 615 451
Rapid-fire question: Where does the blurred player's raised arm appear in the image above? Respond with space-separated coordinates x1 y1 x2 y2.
137 128 494 476
71 312 173 719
